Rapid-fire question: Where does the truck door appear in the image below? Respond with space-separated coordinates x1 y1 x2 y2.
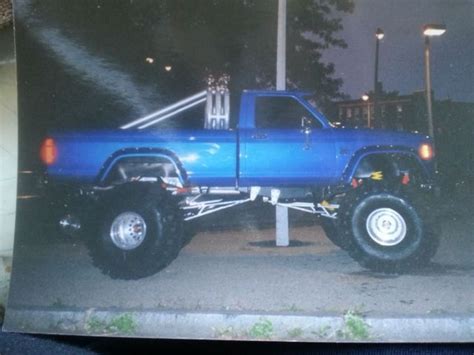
240 95 335 186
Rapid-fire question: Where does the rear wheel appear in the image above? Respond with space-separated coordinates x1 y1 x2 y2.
86 183 183 279
339 185 438 272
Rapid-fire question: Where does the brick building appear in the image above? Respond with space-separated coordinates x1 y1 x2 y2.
335 91 427 132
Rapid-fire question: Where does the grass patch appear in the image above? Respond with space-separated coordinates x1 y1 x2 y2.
336 310 370 340
248 318 273 339
85 313 136 335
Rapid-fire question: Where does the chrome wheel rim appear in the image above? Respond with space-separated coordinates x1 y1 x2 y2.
366 208 407 246
110 212 147 250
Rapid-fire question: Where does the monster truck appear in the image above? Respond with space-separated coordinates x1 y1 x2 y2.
40 89 439 279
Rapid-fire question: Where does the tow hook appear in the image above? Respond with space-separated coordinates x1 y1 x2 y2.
59 214 81 235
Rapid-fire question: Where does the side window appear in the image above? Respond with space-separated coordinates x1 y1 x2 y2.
255 96 320 129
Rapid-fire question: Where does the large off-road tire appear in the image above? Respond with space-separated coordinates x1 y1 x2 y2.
338 185 439 272
320 218 350 251
86 182 183 279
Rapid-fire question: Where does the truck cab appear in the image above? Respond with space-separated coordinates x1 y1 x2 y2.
238 90 337 186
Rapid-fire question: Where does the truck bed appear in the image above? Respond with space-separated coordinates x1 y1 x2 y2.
48 129 238 186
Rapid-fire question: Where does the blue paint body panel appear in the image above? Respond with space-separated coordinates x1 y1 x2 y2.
49 130 238 186
46 91 435 188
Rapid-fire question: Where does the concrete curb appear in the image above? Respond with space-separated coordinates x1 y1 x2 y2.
3 307 474 342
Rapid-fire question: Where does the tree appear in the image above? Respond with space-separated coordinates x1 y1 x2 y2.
130 0 354 108
18 0 354 128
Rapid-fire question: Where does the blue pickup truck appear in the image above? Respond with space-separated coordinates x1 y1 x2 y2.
40 90 439 279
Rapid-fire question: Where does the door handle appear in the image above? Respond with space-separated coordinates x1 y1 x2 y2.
251 133 268 140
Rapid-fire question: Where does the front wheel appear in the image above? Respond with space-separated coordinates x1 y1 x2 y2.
320 218 350 251
86 183 183 279
339 186 438 272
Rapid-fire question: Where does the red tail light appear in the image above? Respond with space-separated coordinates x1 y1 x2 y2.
40 138 58 165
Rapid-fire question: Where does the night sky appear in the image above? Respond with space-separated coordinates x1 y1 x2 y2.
323 0 474 102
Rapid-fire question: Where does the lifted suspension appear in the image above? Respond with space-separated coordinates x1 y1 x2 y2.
180 187 339 221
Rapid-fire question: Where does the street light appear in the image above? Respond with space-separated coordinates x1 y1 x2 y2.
362 94 371 128
373 28 384 126
375 28 384 40
423 24 446 143
423 24 446 37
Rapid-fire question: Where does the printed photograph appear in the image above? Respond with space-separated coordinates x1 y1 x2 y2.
2 0 473 342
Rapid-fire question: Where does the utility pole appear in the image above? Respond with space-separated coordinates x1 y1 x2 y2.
275 0 289 246
276 0 287 91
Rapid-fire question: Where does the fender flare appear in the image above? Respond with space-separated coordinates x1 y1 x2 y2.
96 147 188 186
341 145 430 184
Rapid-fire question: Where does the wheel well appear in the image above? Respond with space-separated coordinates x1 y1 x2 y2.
102 155 184 186
353 153 426 182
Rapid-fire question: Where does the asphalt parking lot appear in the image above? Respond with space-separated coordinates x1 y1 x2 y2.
3 187 474 341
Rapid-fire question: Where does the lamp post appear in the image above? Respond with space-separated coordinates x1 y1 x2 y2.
362 94 371 128
373 28 384 126
423 24 446 141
